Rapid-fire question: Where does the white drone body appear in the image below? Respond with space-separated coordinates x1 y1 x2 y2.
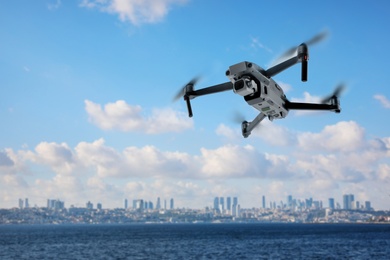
175 33 342 138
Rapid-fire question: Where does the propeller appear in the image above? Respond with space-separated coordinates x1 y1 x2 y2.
173 76 200 102
270 30 329 66
321 83 346 104
232 111 246 124
173 76 201 117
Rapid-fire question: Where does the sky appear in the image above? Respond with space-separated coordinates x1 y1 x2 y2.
1 0 390 210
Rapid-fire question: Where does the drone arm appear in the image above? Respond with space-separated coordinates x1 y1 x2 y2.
183 81 233 117
285 99 340 113
241 113 267 138
265 56 299 78
265 44 309 81
186 82 233 99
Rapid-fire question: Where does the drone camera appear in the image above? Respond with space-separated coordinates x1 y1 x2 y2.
233 77 258 97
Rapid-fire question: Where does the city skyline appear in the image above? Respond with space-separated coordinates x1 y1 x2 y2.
14 193 373 212
1 1 390 210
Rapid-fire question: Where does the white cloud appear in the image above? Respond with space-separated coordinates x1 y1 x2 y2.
85 100 193 134
297 121 365 152
0 151 14 167
25 142 77 175
251 120 297 146
80 0 188 25
2 120 390 209
215 124 241 140
374 94 390 109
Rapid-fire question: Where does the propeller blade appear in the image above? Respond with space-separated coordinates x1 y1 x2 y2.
232 111 246 124
270 30 329 66
305 30 329 46
321 83 346 104
173 76 200 102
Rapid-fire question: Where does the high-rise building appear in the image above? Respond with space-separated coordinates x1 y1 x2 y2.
18 198 24 209
156 197 161 209
349 194 355 209
124 199 128 209
148 201 154 210
262 195 266 209
287 195 293 208
232 197 238 217
328 198 335 209
343 194 349 210
135 199 144 210
214 197 219 212
47 199 64 210
219 197 225 212
227 197 231 211
343 194 355 210
365 201 371 210
170 198 174 210
97 203 102 210
25 198 29 208
86 201 93 210
305 198 313 209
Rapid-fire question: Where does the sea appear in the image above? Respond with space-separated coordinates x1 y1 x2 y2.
0 223 389 259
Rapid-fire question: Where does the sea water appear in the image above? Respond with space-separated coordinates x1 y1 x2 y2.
0 223 389 259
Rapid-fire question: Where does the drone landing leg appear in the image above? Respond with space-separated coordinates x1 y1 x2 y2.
242 113 266 138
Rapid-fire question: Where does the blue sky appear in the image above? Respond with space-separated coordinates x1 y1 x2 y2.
1 0 390 210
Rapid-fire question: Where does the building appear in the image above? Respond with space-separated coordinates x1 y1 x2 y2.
343 194 355 210
328 198 335 210
25 198 29 209
365 201 372 210
262 196 266 209
124 199 128 209
213 197 219 212
47 199 65 210
156 197 161 209
232 197 238 217
18 198 24 209
287 195 293 209
170 198 174 210
219 197 225 212
86 201 93 210
97 203 102 210
227 197 231 212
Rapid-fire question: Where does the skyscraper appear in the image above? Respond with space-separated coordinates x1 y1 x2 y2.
86 201 93 210
156 197 161 209
343 194 349 210
18 198 24 209
227 197 231 211
328 198 335 210
343 194 355 210
124 199 128 209
349 194 354 209
262 195 266 209
232 197 238 217
214 197 219 212
287 195 293 208
25 198 29 208
365 201 371 210
170 198 174 210
219 197 225 212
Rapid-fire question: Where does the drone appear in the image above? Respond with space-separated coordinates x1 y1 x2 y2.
174 32 342 138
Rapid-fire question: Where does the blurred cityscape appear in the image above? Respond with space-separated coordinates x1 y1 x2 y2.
1 194 389 225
